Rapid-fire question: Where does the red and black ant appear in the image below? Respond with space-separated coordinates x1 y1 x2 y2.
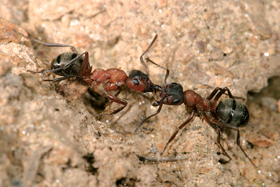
14 29 162 114
135 57 257 168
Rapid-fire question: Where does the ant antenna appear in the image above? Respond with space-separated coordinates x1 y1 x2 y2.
145 57 169 86
140 35 158 77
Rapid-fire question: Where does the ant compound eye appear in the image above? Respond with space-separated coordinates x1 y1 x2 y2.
133 79 139 85
173 99 181 104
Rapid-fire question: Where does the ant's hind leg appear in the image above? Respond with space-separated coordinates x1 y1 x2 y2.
208 87 245 101
236 130 257 168
206 87 229 101
100 88 127 115
202 115 232 163
103 87 122 107
216 129 232 164
208 87 246 113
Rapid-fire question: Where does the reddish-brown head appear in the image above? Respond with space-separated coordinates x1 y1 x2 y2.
126 70 154 93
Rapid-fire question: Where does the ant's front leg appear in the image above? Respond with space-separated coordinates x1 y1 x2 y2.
134 98 165 133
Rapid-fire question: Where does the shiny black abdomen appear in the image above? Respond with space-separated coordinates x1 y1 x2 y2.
51 52 85 76
216 98 249 127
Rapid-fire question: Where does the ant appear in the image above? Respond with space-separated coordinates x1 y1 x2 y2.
135 57 257 168
14 29 162 114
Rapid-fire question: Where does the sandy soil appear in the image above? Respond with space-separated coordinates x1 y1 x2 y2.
0 0 280 186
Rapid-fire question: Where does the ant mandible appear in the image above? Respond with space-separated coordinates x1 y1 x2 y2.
136 57 257 168
14 29 161 114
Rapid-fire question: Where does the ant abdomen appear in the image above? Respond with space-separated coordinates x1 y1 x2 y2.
51 52 85 76
216 98 249 127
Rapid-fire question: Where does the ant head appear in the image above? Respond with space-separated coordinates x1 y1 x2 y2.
126 70 154 93
162 83 184 105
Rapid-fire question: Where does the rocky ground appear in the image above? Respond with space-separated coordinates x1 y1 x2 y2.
0 0 280 186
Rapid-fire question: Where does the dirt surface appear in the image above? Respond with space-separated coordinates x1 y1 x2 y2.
0 0 280 186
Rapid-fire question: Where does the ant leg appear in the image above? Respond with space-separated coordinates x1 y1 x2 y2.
216 128 232 164
206 87 222 100
134 97 164 133
208 87 245 101
204 116 238 131
43 75 76 82
207 87 231 101
103 88 127 115
221 87 245 100
204 116 256 167
28 67 67 75
209 87 245 113
213 87 235 100
207 87 233 101
161 110 195 155
202 117 232 163
14 29 78 53
139 35 158 76
104 87 122 108
236 130 257 168
28 69 76 81
145 57 170 86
